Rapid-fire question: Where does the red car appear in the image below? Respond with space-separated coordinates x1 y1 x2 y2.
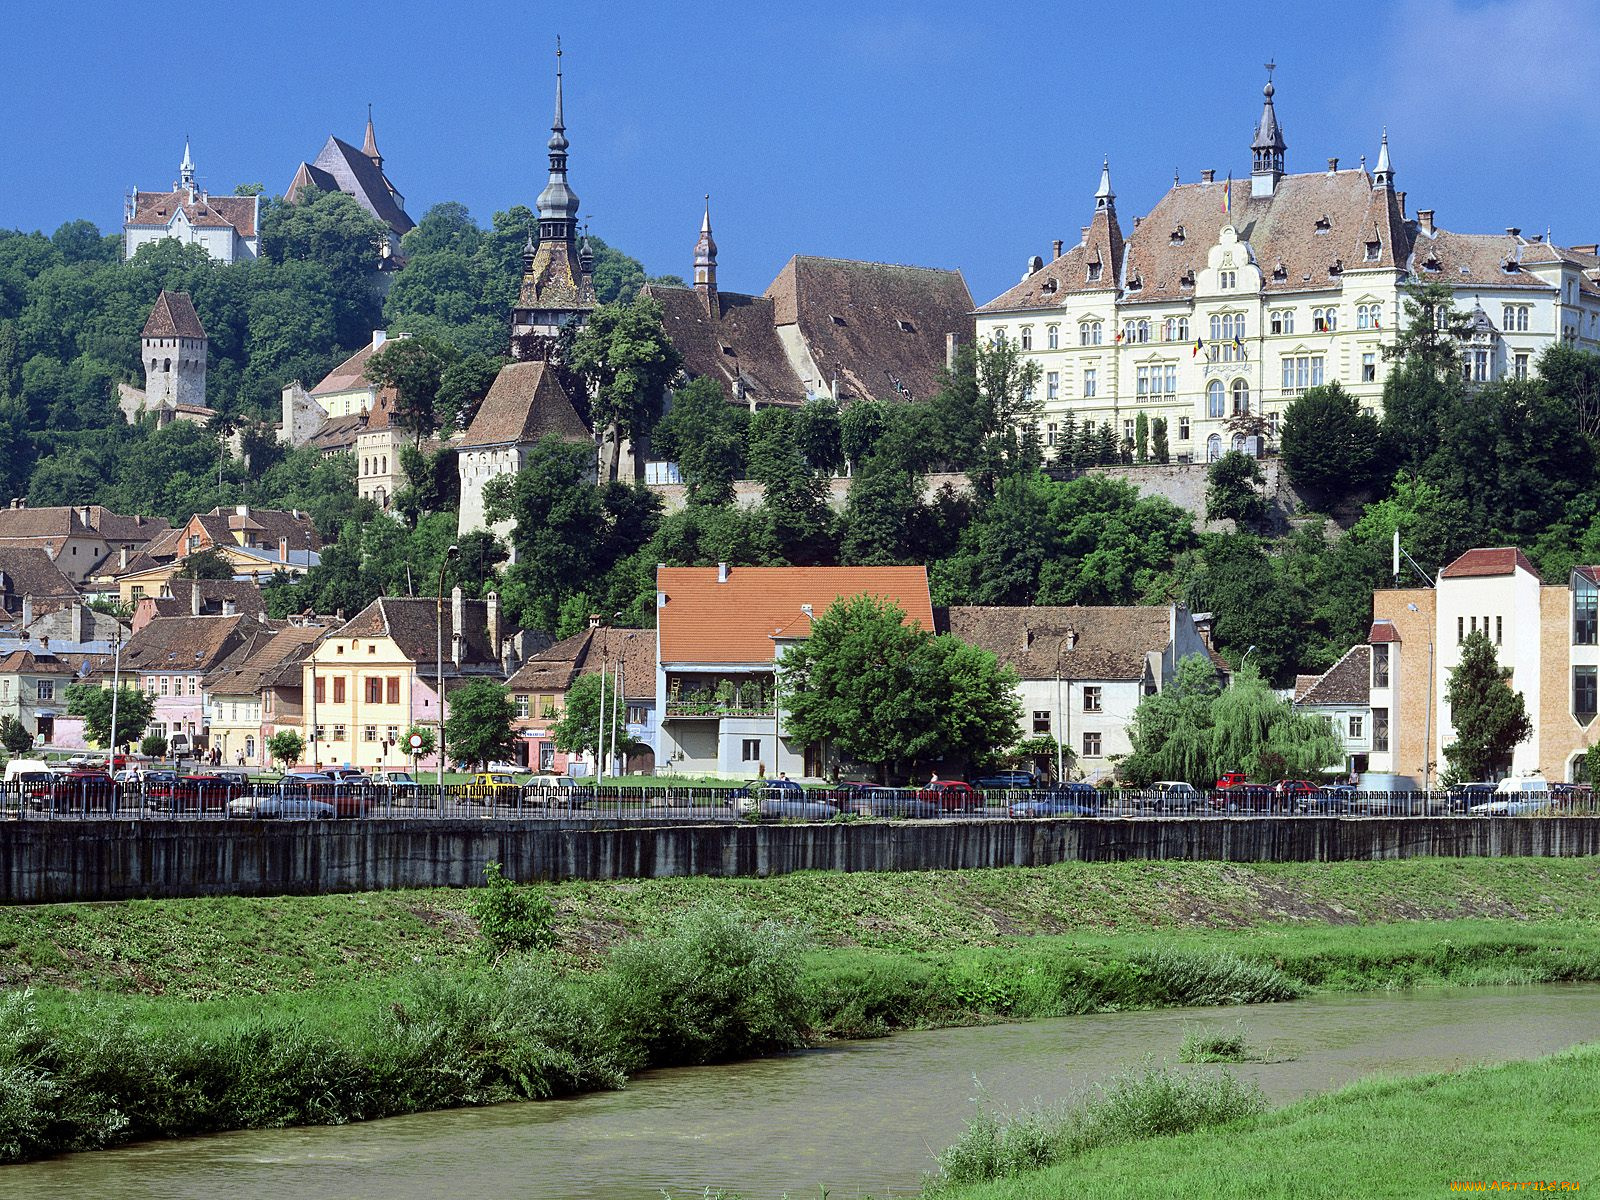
1215 771 1250 790
915 780 986 812
167 774 241 813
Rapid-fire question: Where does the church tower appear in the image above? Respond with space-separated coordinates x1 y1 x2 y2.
140 291 208 414
510 39 597 361
1251 63 1286 198
694 196 718 316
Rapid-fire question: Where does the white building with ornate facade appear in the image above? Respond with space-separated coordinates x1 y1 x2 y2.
124 141 259 263
976 72 1600 463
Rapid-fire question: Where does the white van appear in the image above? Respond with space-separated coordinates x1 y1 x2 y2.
1471 777 1552 816
4 758 52 782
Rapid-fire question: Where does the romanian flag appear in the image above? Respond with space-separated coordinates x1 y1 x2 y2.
1115 331 1124 344
1192 338 1204 357
1223 173 1232 217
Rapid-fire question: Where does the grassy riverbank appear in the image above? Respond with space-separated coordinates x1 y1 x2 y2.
4 856 1600 998
923 1043 1600 1198
4 857 1600 1164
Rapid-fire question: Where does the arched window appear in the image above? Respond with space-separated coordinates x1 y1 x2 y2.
1207 380 1225 418
1232 433 1247 454
1046 325 1059 349
1020 326 1033 350
1206 434 1223 461
1231 379 1250 415
1079 320 1103 346
162 359 171 372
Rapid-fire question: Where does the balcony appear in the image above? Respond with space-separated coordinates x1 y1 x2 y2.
665 675 774 720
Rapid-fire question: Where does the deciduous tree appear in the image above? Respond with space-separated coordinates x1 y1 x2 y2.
66 683 154 749
1280 382 1381 498
551 672 632 763
444 679 517 769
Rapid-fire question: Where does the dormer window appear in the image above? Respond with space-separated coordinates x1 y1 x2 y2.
1365 239 1381 262
829 314 847 326
897 319 916 333
1180 269 1195 287
1219 269 1237 289
721 344 737 357
1329 258 1344 276
1170 226 1186 244
1272 262 1287 281
1315 214 1332 233
1127 273 1143 291
1041 279 1058 294
1087 260 1103 282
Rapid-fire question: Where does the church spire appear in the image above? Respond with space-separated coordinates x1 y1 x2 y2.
694 195 719 315
179 136 195 194
1095 157 1115 211
536 37 579 237
1372 126 1393 189
1251 62 1286 198
363 103 382 170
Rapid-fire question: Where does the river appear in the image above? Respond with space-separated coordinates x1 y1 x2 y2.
6 984 1600 1200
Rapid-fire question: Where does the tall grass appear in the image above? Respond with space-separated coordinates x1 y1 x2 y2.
1179 1021 1256 1064
930 1060 1267 1190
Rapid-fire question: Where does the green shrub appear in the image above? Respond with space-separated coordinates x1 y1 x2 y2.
1178 1021 1256 1064
469 862 556 959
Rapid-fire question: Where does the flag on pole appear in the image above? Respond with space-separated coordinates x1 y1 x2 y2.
1223 173 1232 218
1192 338 1204 358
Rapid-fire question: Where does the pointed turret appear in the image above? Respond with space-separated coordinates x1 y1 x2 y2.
1372 127 1393 190
536 39 579 236
1251 62 1286 198
694 195 719 315
362 104 382 170
179 136 196 195
1094 158 1115 212
1082 160 1123 289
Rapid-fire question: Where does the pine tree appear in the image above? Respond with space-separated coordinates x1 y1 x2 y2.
1059 412 1078 466
1151 417 1170 464
1443 631 1532 782
1134 412 1149 463
1096 422 1121 465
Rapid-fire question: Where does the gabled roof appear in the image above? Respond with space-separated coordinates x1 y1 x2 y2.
143 578 266 620
0 649 76 676
1440 547 1539 579
128 190 258 239
331 596 521 672
506 626 654 700
1296 644 1371 707
288 135 414 236
766 256 974 402
641 284 808 407
311 340 382 395
0 547 78 600
657 566 934 664
939 605 1173 682
1410 229 1560 293
461 361 590 449
142 291 206 340
1368 619 1401 644
204 623 327 697
0 505 165 543
122 613 263 675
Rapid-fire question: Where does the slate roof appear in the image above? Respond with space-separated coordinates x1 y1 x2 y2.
940 605 1174 682
460 361 590 449
0 650 75 676
766 256 974 402
122 613 263 674
0 548 79 600
330 597 529 673
142 291 207 339
642 285 808 406
657 566 934 664
506 626 655 700
287 135 414 236
1296 645 1371 707
1440 547 1539 579
307 412 368 453
204 623 327 697
128 191 258 239
146 578 266 619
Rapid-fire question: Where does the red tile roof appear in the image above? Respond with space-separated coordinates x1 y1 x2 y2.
1368 619 1401 644
1440 547 1539 579
129 191 258 239
1295 645 1371 707
460 361 590 449
657 566 933 664
142 291 206 340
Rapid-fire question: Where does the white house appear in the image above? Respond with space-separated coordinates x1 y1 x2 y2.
123 141 259 263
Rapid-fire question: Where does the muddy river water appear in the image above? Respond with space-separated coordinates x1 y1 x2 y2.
7 984 1600 1200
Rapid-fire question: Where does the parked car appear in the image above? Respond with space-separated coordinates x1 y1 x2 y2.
1295 785 1353 815
164 774 242 814
31 769 119 814
1211 784 1279 814
373 769 428 806
754 794 839 821
917 780 986 812
1470 777 1554 817
1273 779 1321 805
1447 782 1499 813
462 771 523 805
1344 790 1448 816
1215 771 1250 790
848 786 944 819
522 775 594 809
141 770 178 809
972 771 1037 790
1553 783 1597 814
728 778 807 815
1009 783 1100 818
1136 781 1204 814
229 783 335 820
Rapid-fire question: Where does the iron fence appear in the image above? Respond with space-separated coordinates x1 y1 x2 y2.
1 779 1596 824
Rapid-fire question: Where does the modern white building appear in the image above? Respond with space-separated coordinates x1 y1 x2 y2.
941 604 1217 781
123 140 259 263
976 71 1600 463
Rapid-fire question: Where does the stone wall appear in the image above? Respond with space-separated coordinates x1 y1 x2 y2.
5 816 1599 904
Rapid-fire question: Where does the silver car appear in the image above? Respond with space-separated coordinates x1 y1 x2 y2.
228 788 335 820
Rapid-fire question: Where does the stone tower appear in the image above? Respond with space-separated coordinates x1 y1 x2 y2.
510 39 597 361
141 290 208 412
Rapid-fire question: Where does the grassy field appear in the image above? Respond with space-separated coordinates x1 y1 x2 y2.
926 1042 1600 1199
4 857 1599 998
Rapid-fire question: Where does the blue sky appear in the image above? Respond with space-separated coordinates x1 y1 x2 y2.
5 0 1599 305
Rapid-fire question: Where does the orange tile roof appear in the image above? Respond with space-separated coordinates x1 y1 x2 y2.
1440 547 1539 579
657 565 933 664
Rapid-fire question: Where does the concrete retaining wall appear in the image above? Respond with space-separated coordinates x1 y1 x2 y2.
5 817 1600 904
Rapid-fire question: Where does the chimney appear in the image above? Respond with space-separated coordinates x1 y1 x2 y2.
235 504 248 517
451 585 464 667
1132 217 1141 228
1023 628 1034 651
945 332 957 370
1327 157 1339 174
118 546 129 570
222 598 237 617
1201 169 1216 183
372 330 388 352
1396 191 1407 217
717 562 729 583
1418 209 1435 235
38 635 48 654
1080 225 1090 240
1052 239 1063 259
587 612 601 629
71 603 85 645
78 505 92 525
21 595 32 629
1066 629 1079 651
1506 227 1522 239
487 589 501 656
191 585 201 617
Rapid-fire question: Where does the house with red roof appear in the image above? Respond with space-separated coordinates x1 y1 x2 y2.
654 564 934 779
123 140 259 263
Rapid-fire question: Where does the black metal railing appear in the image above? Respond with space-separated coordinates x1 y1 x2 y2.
1 779 1596 824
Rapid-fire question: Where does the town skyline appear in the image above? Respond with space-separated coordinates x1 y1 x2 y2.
6 0 1598 305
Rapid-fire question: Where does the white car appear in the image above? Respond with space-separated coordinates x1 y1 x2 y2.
1470 778 1552 816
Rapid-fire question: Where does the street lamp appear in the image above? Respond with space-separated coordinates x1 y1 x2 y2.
106 626 124 775
1241 645 1258 671
435 545 459 796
